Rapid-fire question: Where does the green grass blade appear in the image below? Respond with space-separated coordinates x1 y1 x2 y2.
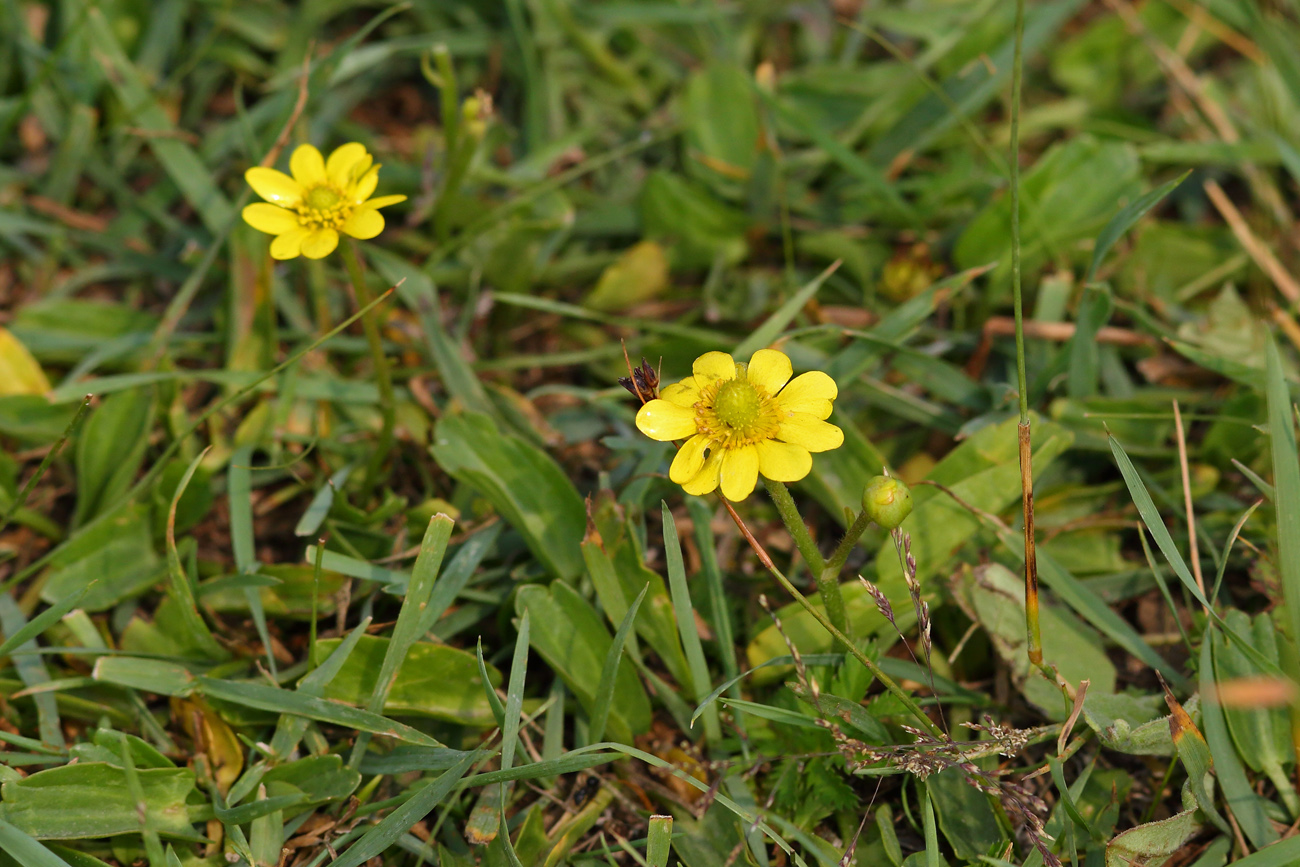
1086 171 1191 283
166 449 228 660
228 446 274 675
0 594 64 747
330 748 484 867
1200 634 1278 849
1108 433 1213 612
732 261 840 359
196 677 442 747
0 583 91 659
660 501 720 741
0 819 74 867
1266 338 1300 659
588 585 647 745
349 514 454 768
502 609 530 773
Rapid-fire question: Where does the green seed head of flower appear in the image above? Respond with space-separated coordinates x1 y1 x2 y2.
305 186 341 210
712 379 762 430
862 475 913 529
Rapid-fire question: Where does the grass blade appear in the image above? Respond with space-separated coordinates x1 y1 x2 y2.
588 585 647 745
330 748 484 867
1086 170 1191 283
166 449 228 660
1266 338 1300 659
0 819 74 867
660 501 720 742
1108 433 1212 612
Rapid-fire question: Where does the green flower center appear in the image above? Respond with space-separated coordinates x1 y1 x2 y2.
296 186 353 230
696 376 780 449
713 380 761 428
305 186 342 210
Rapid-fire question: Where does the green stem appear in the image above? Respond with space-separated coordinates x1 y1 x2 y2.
340 239 396 496
763 478 854 637
815 508 873 638
1010 0 1028 426
824 508 872 577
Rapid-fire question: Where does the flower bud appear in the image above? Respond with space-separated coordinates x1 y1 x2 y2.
862 475 913 529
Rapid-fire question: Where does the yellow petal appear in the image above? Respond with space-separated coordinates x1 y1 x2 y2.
342 207 384 240
245 167 303 206
351 165 380 202
300 228 340 260
0 327 50 396
776 371 837 418
660 377 701 408
289 144 327 188
636 399 698 441
719 445 759 501
682 449 724 496
692 351 737 385
326 142 369 186
365 194 406 209
777 413 844 453
756 439 812 482
242 203 301 236
269 226 311 260
747 349 792 395
670 435 709 483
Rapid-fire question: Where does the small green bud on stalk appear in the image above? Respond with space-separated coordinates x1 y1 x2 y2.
862 475 913 529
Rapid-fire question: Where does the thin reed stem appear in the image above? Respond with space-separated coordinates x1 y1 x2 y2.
1008 0 1046 673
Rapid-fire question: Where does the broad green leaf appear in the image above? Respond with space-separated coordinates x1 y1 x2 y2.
1104 805 1202 867
956 135 1141 283
929 767 1003 859
683 62 759 182
432 412 585 581
951 563 1116 718
314 635 500 727
72 389 153 528
515 581 651 743
0 763 197 840
91 657 196 696
40 503 162 612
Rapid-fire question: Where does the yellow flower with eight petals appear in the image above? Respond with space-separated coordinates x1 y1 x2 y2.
242 142 406 260
635 349 843 501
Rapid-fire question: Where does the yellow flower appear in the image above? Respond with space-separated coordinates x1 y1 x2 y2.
242 143 406 260
636 349 844 501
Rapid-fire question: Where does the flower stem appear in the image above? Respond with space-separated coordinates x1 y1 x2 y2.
340 239 396 496
762 478 856 637
718 495 942 738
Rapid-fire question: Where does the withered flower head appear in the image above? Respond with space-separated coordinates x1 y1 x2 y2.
619 357 660 403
